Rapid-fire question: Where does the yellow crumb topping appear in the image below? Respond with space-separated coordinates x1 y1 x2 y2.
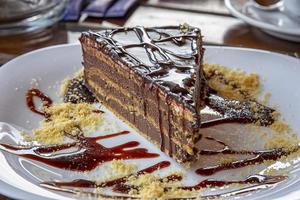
33 102 103 144
127 174 158 187
265 134 299 150
219 156 240 165
107 160 137 177
127 173 197 199
60 68 84 96
260 92 271 106
21 131 34 143
60 77 71 96
269 121 292 134
263 166 289 177
75 68 84 77
203 63 260 100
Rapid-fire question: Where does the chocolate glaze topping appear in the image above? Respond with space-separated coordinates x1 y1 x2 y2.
85 25 207 111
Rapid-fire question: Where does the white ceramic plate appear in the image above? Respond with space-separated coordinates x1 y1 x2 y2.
225 0 300 42
0 44 300 200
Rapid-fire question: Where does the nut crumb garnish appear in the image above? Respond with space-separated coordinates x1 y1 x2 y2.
33 102 103 144
107 160 137 178
126 173 197 199
203 63 260 100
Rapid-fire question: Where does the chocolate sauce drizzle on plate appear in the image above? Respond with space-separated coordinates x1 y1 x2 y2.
197 136 298 176
41 161 171 192
26 88 52 117
0 130 159 171
0 89 158 171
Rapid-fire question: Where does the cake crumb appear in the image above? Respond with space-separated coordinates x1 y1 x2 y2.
60 77 71 96
107 160 137 177
33 102 103 144
60 68 84 97
219 156 240 164
260 92 271 105
203 63 260 100
61 71 97 104
21 131 34 142
269 121 291 133
127 173 197 199
265 134 299 150
263 166 289 177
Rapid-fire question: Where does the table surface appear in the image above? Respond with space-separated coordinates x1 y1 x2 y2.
0 0 299 199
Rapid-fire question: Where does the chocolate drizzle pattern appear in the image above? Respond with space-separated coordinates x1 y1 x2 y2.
41 161 171 192
87 25 206 106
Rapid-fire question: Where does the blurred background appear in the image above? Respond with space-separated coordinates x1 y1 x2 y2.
0 0 299 64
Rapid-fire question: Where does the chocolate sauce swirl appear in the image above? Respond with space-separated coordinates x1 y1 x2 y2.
0 130 160 171
26 88 52 117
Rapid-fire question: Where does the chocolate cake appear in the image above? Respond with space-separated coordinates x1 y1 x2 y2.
80 25 274 164
80 25 207 163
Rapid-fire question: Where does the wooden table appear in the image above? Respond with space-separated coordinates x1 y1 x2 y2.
0 0 299 199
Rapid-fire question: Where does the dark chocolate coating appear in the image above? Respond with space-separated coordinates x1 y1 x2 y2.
84 25 208 113
63 77 97 104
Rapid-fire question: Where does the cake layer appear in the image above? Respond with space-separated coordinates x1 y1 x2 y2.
86 77 194 163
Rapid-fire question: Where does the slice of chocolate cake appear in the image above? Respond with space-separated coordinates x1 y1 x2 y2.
80 25 207 163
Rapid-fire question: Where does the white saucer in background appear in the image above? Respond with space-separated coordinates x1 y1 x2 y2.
225 0 300 42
